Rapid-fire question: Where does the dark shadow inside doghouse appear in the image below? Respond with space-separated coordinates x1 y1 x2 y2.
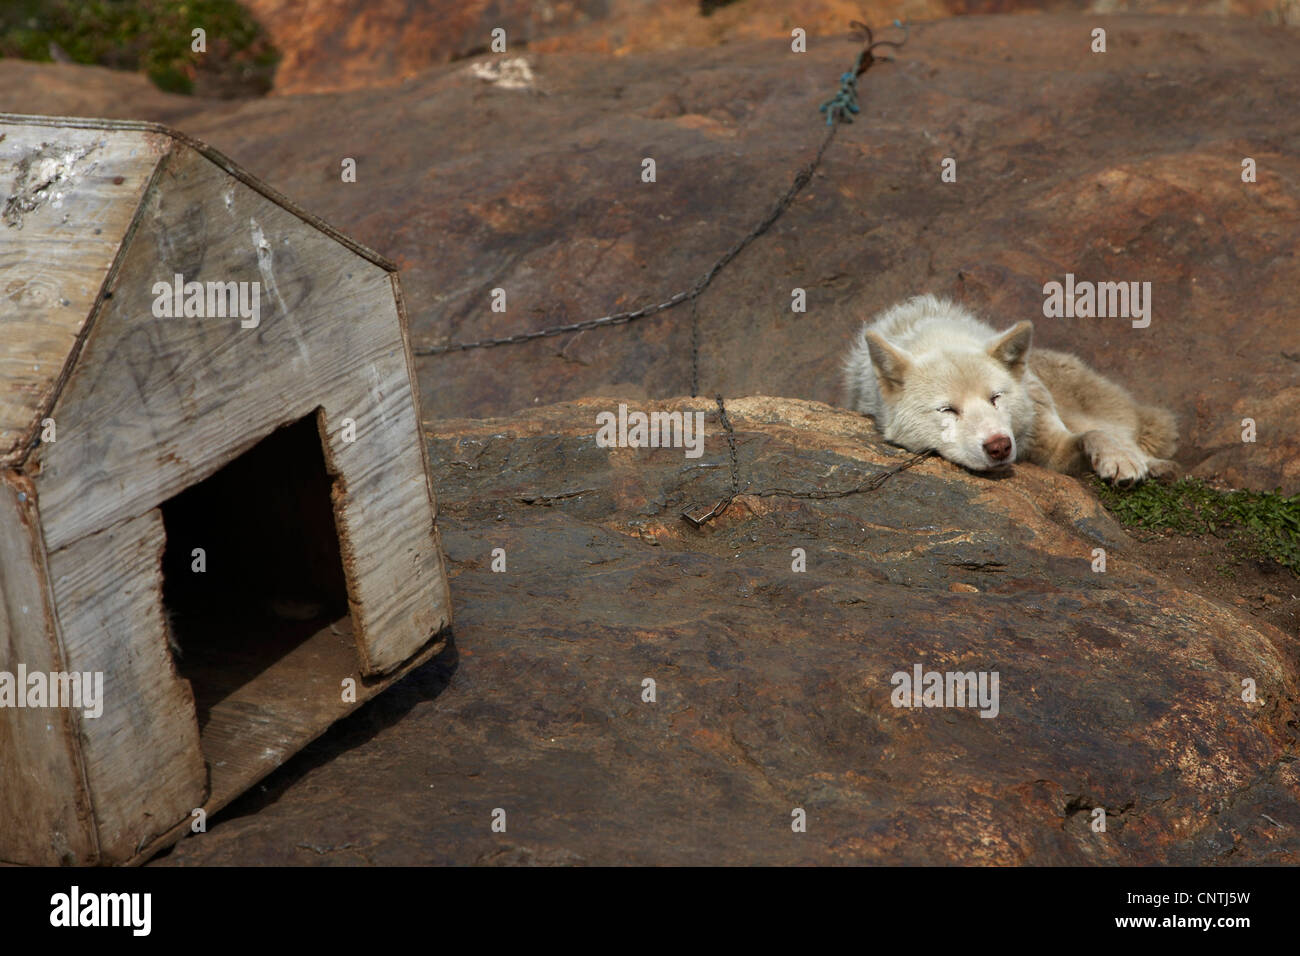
159 410 355 789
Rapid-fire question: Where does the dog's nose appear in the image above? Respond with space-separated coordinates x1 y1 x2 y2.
983 434 1012 461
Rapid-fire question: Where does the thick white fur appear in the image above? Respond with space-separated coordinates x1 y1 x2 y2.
843 295 1178 483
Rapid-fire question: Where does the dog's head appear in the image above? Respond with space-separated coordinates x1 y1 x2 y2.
866 321 1036 472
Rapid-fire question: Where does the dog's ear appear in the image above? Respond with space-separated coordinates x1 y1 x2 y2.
865 332 911 390
988 321 1033 371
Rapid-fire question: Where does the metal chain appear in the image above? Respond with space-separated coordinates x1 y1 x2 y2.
682 403 933 526
682 395 742 526
415 288 696 355
415 123 840 357
414 21 919 527
413 21 907 358
680 21 915 526
689 294 701 399
751 448 935 499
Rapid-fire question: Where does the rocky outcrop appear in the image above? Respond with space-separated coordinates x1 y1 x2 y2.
0 59 208 125
7 14 1292 491
236 0 1296 95
155 396 1300 865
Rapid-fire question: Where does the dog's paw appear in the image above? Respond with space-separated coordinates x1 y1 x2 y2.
1082 431 1149 486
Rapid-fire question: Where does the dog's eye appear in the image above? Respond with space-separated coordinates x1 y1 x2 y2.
990 392 1002 406
938 405 957 415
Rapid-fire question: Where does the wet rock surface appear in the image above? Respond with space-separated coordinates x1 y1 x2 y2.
155 397 1300 865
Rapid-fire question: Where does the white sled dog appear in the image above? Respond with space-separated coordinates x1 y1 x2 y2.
843 295 1178 484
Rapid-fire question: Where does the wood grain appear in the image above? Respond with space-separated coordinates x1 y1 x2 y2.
46 508 207 864
0 122 166 465
0 473 98 864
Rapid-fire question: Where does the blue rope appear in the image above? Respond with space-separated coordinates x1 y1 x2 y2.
818 55 865 126
818 20 906 127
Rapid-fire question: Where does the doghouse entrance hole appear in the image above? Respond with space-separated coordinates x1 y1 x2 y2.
159 411 353 751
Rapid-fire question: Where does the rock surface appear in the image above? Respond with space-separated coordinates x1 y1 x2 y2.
2 11 1297 864
4 14 1294 491
155 396 1300 865
237 0 1296 95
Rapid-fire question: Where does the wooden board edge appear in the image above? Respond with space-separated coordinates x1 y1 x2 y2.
0 113 397 274
0 471 102 864
390 272 455 633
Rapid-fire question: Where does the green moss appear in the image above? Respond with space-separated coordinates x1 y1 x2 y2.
1092 476 1300 576
0 0 279 96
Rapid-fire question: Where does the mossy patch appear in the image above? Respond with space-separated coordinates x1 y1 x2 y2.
0 0 278 96
1093 476 1300 576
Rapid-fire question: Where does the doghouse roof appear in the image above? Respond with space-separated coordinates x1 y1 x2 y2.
0 113 396 468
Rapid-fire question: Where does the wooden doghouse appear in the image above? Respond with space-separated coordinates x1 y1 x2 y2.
0 114 452 865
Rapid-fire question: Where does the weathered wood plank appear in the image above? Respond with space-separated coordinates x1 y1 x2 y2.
0 472 98 865
125 628 445 866
45 508 207 864
0 123 166 465
189 614 440 809
32 143 449 674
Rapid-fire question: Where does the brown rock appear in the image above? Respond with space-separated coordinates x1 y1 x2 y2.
152 396 1300 865
240 0 606 95
0 60 213 126
236 1 1293 95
